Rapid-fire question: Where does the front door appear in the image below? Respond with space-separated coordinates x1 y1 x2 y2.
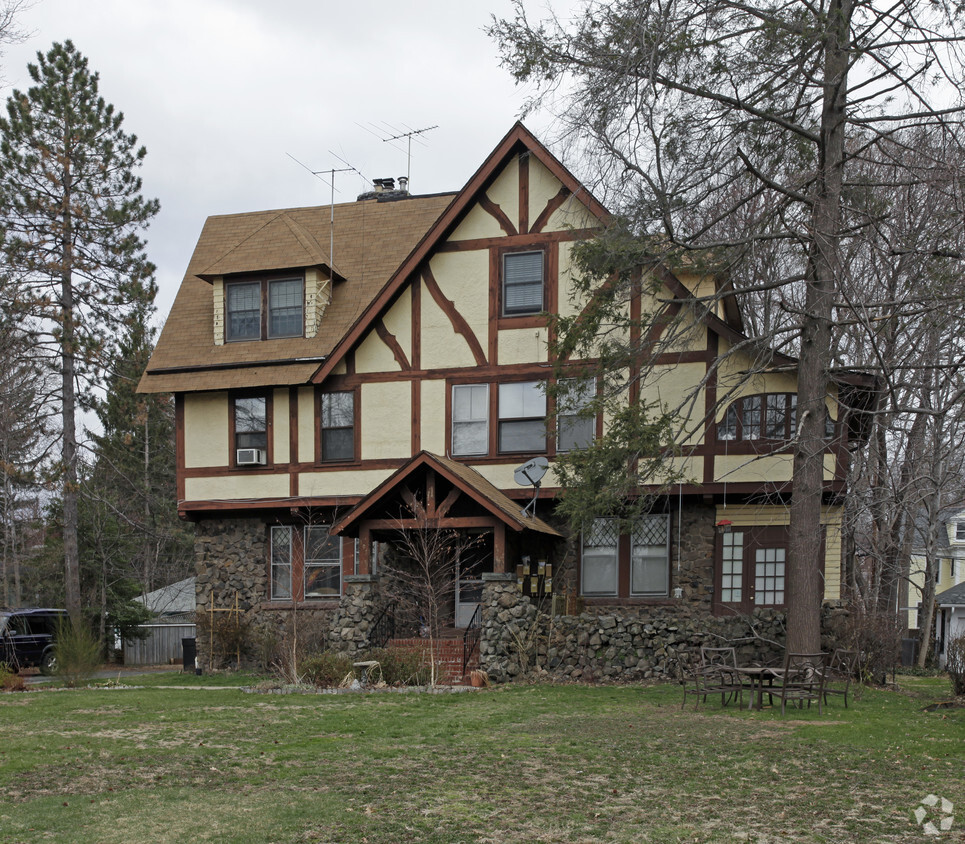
455 533 492 627
716 526 809 615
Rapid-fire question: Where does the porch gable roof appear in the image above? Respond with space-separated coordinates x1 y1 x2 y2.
330 451 561 538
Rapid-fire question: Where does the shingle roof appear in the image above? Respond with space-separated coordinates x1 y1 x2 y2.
138 193 455 394
936 580 965 606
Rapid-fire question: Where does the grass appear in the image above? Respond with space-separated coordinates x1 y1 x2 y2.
0 674 961 843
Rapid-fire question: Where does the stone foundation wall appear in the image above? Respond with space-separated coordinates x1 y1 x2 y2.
479 575 848 683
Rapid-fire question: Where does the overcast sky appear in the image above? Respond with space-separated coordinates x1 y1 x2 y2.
0 0 567 322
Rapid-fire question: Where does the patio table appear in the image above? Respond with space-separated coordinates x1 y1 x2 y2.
734 665 782 710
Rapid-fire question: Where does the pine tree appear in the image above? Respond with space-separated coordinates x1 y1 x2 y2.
0 41 159 620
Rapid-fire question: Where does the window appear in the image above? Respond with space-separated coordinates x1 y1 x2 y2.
232 395 268 465
502 250 544 315
557 378 596 452
304 526 342 598
956 522 965 542
631 515 670 596
452 384 489 456
498 381 546 453
225 276 304 341
718 393 833 442
320 391 355 462
582 519 619 596
271 526 293 600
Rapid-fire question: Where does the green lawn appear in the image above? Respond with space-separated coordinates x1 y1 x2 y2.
0 674 961 843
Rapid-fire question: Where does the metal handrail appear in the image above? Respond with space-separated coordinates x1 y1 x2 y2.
370 600 397 650
462 603 482 674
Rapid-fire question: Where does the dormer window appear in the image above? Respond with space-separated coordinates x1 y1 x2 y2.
225 276 304 341
718 393 835 441
956 522 965 542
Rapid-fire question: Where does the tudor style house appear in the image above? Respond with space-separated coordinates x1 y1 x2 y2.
138 124 872 668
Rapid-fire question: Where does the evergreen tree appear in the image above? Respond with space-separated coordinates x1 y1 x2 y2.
0 41 159 620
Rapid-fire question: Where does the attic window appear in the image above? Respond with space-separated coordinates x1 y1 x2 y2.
225 276 304 341
956 522 965 542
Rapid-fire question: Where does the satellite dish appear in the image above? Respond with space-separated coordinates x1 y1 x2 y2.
514 456 549 487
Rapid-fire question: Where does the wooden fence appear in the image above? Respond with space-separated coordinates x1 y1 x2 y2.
123 623 196 666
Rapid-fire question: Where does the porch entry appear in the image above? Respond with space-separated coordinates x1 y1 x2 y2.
715 525 823 614
455 532 493 627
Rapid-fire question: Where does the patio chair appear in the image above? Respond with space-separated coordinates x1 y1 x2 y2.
700 646 748 704
679 659 737 710
776 652 829 715
823 648 858 708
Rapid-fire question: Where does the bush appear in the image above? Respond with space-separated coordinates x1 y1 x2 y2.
53 619 102 687
0 662 26 692
837 605 901 685
365 647 432 686
195 610 251 669
300 651 354 687
947 634 965 697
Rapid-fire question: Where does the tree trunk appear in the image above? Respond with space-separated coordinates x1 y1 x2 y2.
786 0 852 654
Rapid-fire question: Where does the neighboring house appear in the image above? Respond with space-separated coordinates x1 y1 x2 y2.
124 577 196 666
935 581 965 668
906 507 965 636
137 124 873 676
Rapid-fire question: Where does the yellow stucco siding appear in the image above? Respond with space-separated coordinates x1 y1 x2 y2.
714 503 843 601
361 381 411 460
640 361 707 446
715 453 794 485
184 392 229 468
659 304 710 354
272 389 289 463
421 251 489 370
298 468 395 498
498 327 549 366
356 324 403 373
355 288 412 374
483 157 520 231
557 242 583 319
528 155 562 218
421 380 447 454
297 387 315 464
185 473 290 501
659 455 704 486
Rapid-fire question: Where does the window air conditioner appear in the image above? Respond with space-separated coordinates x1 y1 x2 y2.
236 448 267 466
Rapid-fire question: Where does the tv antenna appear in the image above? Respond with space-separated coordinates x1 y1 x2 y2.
514 457 549 518
286 152 365 271
359 123 438 191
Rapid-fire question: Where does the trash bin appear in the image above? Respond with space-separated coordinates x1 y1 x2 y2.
182 637 197 672
900 637 919 667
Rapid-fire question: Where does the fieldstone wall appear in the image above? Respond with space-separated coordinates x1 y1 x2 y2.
327 575 387 657
479 575 849 683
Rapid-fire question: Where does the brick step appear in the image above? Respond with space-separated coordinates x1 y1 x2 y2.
387 637 480 685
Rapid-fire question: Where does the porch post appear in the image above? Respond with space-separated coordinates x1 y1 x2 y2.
493 523 506 573
358 524 372 575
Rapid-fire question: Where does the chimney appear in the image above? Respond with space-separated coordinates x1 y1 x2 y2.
398 176 409 194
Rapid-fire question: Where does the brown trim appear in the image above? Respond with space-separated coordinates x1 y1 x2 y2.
345 349 356 376
629 272 642 407
411 274 421 370
411 379 421 455
435 227 599 253
518 152 529 235
488 248 499 365
289 387 299 496
228 390 274 469
175 394 186 503
315 384 361 464
704 331 719 485
362 516 502 530
530 186 571 235
478 193 518 236
422 265 487 366
374 319 411 370
179 496 364 514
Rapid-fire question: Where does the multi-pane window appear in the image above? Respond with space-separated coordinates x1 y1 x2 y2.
631 515 670 596
304 526 342 598
720 531 744 603
498 381 546 453
271 526 293 601
754 547 785 605
225 276 304 341
718 393 833 441
452 384 489 456
502 250 544 315
234 396 267 450
320 391 355 461
557 378 596 452
582 519 619 596
956 522 965 542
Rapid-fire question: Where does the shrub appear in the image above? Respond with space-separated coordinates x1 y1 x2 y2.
837 605 901 685
195 610 251 669
0 662 26 692
947 633 965 697
53 619 102 687
365 647 432 686
300 651 354 687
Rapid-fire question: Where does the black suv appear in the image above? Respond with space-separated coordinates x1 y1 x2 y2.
0 608 68 674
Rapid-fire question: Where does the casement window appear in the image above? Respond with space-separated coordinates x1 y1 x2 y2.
225 276 304 341
557 378 596 452
502 250 544 315
581 519 619 596
304 526 342 598
320 391 355 462
271 526 294 600
631 515 670 597
452 384 489 456
270 524 343 601
717 393 834 441
498 381 546 453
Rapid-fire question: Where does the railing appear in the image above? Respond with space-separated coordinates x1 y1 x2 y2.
462 603 482 674
370 600 397 650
